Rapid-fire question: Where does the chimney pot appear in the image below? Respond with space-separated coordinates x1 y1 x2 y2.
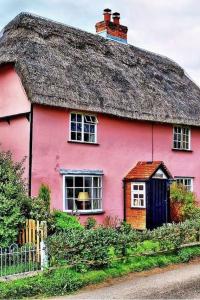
96 9 128 44
112 12 120 25
103 8 111 23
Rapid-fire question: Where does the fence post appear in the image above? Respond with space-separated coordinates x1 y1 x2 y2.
40 241 48 271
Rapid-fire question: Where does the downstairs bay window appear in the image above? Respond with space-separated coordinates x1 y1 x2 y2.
64 175 102 213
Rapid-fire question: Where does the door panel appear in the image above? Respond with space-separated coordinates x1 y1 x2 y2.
147 179 169 229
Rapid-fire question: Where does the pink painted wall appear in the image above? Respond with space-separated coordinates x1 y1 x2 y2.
0 118 30 182
0 65 30 118
31 104 200 223
0 65 30 181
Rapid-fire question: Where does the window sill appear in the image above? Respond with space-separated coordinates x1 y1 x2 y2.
172 148 193 153
66 210 105 216
131 207 146 209
68 140 99 146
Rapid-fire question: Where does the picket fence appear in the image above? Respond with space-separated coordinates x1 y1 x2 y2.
0 220 48 278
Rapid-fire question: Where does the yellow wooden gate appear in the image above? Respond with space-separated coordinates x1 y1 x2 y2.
18 219 47 261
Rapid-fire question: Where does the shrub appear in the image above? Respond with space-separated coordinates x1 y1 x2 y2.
103 215 122 228
48 210 83 233
30 184 51 221
170 183 198 222
0 150 29 247
46 219 200 270
47 227 121 269
85 217 97 229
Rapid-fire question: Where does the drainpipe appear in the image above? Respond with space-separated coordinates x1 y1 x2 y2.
151 122 154 162
28 104 33 197
123 179 126 222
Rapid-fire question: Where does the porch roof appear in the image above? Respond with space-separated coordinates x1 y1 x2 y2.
124 161 173 181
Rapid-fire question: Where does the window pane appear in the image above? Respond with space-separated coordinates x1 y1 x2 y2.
134 199 139 206
139 185 144 190
91 116 97 123
90 125 95 133
66 177 73 187
89 134 95 143
93 188 101 199
71 132 76 140
93 199 101 210
77 132 82 141
77 114 82 122
77 123 82 132
71 114 76 121
75 177 83 187
67 198 74 210
85 177 92 187
76 199 91 210
84 124 90 133
84 133 89 142
75 188 83 198
85 188 92 198
133 185 138 190
93 177 99 187
71 122 76 131
67 188 73 198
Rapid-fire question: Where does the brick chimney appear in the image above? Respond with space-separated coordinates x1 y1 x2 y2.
95 9 128 44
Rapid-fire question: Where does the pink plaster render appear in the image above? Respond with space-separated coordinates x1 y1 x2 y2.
0 117 30 181
31 104 200 223
0 65 30 181
0 65 30 118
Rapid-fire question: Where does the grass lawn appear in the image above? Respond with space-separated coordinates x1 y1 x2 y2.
0 262 40 277
0 245 200 299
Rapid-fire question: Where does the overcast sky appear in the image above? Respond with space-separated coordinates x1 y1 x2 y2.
0 0 200 84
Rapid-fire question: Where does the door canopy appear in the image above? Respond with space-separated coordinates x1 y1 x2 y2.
124 161 173 181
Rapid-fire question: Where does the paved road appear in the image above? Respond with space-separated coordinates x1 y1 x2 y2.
51 261 200 299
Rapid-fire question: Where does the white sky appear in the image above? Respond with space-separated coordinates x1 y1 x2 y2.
0 0 200 84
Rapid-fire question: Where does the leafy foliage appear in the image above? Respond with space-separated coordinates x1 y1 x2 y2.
48 210 83 234
0 151 29 247
170 183 200 222
47 218 200 270
85 217 97 229
30 184 51 221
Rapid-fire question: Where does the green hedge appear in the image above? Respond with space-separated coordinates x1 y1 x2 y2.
1 246 200 299
46 219 200 269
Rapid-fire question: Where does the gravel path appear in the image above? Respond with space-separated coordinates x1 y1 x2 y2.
49 260 200 299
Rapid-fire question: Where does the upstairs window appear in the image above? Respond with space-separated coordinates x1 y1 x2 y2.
173 126 191 150
131 182 146 208
175 177 193 192
70 113 98 143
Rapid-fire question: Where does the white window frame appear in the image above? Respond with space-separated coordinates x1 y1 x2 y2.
69 112 98 144
131 182 146 208
63 175 103 213
173 126 191 150
175 177 193 192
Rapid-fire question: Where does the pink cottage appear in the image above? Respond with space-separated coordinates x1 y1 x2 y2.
1 10 200 229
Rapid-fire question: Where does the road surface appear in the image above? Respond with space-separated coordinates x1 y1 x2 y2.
51 260 200 299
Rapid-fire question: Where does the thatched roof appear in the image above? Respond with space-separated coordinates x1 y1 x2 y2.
0 12 200 126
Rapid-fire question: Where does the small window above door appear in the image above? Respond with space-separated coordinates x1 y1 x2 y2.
153 168 167 179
